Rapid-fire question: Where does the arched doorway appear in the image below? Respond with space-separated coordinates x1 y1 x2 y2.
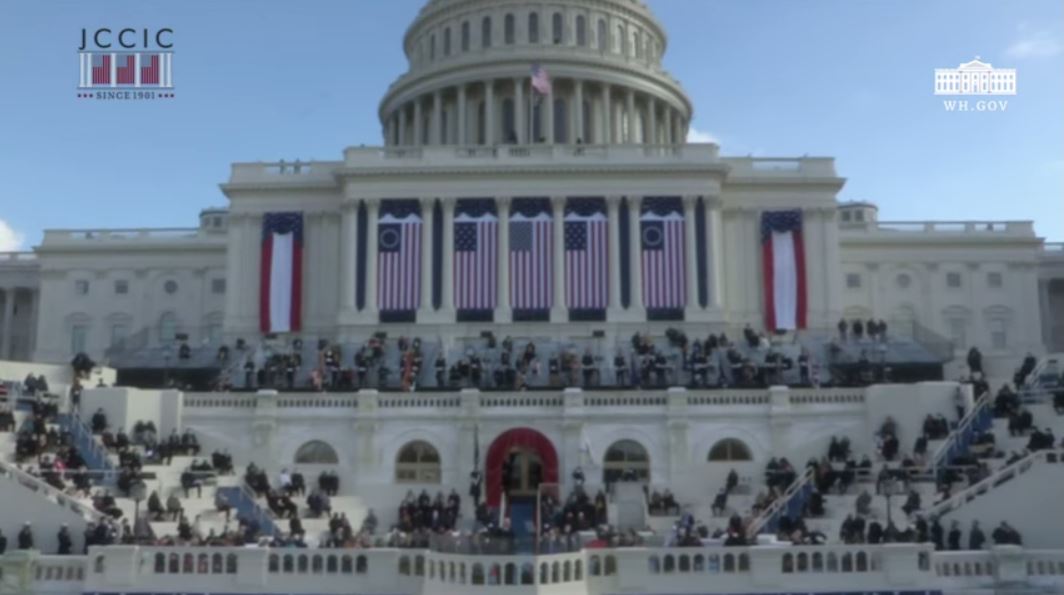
485 428 558 507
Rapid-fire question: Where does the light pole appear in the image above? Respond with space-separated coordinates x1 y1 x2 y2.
130 480 147 542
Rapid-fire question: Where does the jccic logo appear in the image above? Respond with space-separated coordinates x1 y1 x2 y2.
77 28 175 101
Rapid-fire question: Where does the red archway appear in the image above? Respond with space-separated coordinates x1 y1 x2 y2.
485 427 559 507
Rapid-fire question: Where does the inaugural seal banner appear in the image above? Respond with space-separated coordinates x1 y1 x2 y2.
260 212 304 334
761 209 807 332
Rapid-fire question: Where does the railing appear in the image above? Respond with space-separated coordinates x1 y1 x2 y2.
927 450 1063 519
41 228 206 242
902 320 955 362
342 143 719 167
724 156 838 177
929 391 993 474
855 220 1036 235
1045 242 1064 253
0 251 37 263
58 413 114 472
0 459 109 523
746 466 816 536
216 485 280 537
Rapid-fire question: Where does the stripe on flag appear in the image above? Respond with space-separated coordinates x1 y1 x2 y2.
509 211 552 311
260 212 304 333
454 202 498 311
378 203 422 312
564 199 608 310
761 209 807 331
641 197 686 309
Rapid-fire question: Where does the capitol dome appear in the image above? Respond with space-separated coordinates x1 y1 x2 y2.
379 0 692 147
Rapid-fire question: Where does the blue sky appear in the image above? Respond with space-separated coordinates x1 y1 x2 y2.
0 0 1061 250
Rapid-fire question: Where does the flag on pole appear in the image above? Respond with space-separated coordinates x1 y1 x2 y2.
378 201 422 312
565 198 608 310
454 200 498 311
260 212 304 333
761 209 807 331
641 197 686 309
509 199 553 311
531 63 552 95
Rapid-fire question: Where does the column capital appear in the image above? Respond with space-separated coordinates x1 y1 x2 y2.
550 195 566 209
681 194 699 208
364 197 381 211
704 195 723 209
496 196 513 209
419 196 436 208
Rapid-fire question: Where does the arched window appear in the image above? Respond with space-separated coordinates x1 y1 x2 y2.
502 98 515 143
396 440 441 483
708 438 752 462
616 24 625 54
576 15 586 46
603 439 650 483
553 98 567 143
476 101 486 145
159 312 178 343
552 12 563 44
326 555 337 574
154 553 166 573
481 16 492 48
295 440 339 465
212 553 223 574
634 30 643 59
597 19 607 51
461 21 470 51
443 27 451 56
429 33 436 61
504 14 515 44
528 13 539 43
399 556 411 576
472 563 485 585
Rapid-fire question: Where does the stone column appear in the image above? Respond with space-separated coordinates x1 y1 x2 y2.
496 197 512 322
413 98 423 146
683 195 700 314
822 207 843 327
363 199 380 319
574 79 584 143
625 89 636 143
647 97 657 144
601 83 612 144
223 213 244 330
397 105 407 145
628 197 644 312
339 202 358 321
484 80 495 145
514 78 526 144
606 196 623 316
441 199 456 314
27 288 38 358
665 109 674 144
384 117 394 146
457 85 467 145
550 195 567 321
545 83 555 144
432 90 442 145
0 288 14 359
706 196 724 309
419 198 436 321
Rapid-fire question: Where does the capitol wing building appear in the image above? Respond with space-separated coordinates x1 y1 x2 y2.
2 1 1064 595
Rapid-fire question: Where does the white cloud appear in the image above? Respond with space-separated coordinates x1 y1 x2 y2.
686 127 719 144
1005 32 1062 59
0 218 25 252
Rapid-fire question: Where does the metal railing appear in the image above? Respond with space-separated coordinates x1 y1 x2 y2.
0 459 109 523
929 391 993 474
927 450 1063 519
745 467 816 537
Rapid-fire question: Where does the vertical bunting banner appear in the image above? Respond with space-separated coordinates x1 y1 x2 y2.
641 197 686 309
509 198 552 311
378 200 422 312
564 198 608 310
260 212 304 333
454 199 498 311
761 209 807 331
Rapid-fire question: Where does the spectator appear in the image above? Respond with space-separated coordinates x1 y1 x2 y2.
147 490 165 521
215 491 232 523
967 347 983 377
167 493 183 521
969 520 986 550
948 520 962 551
0 529 6 554
992 521 1022 546
18 523 33 550
57 525 72 555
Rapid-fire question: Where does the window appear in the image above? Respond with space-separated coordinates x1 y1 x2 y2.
634 30 643 59
206 323 222 345
597 19 607 51
946 272 962 288
617 24 625 54
896 273 912 289
576 15 586 46
989 318 1007 350
481 16 492 48
75 280 90 295
948 317 967 348
845 273 862 289
553 97 567 143
159 312 178 343
211 278 226 294
987 272 1003 288
443 27 451 55
295 440 339 465
461 21 470 51
114 280 129 295
396 441 441 483
164 279 179 294
708 438 752 462
429 34 436 61
504 14 515 44
110 323 128 348
528 13 539 43
71 324 88 354
602 439 649 483
552 12 563 44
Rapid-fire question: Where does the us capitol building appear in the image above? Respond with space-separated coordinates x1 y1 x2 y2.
1 1 1064 594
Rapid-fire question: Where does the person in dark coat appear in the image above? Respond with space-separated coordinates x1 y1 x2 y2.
947 521 962 551
0 528 7 554
931 519 944 550
18 523 34 550
57 525 73 555
969 520 986 550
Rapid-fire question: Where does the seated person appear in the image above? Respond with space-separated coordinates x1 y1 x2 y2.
166 493 183 521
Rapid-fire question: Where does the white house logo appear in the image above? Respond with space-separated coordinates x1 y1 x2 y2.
934 57 1014 112
76 28 174 101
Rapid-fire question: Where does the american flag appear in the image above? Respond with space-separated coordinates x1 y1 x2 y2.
140 53 160 85
531 63 552 95
91 54 111 85
454 206 498 311
641 197 686 309
509 209 552 311
116 54 135 85
378 203 422 312
565 199 608 310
